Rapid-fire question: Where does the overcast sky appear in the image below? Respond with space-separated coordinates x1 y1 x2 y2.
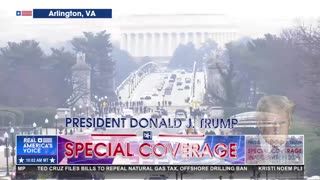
0 0 319 49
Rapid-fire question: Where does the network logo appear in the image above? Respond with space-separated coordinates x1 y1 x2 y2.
143 131 152 140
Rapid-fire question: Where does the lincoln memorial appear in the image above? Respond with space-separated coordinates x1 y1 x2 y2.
117 14 238 64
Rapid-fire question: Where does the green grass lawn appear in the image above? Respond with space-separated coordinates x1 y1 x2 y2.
290 116 320 176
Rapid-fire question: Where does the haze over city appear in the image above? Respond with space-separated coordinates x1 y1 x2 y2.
0 0 319 50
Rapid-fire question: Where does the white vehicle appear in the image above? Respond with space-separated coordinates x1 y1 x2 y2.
209 106 224 118
122 108 134 118
185 77 191 83
175 109 188 120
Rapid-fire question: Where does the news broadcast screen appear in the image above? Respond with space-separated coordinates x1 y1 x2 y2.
0 0 318 179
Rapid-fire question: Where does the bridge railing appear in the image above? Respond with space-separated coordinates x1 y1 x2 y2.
116 62 159 96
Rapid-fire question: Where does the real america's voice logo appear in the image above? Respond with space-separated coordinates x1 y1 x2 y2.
17 136 58 164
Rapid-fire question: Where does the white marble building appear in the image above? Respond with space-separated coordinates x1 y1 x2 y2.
118 14 238 64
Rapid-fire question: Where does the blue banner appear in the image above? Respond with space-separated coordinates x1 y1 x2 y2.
33 9 112 19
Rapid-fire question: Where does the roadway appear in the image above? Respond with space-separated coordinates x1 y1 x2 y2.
120 69 205 111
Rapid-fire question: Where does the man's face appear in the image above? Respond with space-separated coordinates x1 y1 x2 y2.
258 111 290 146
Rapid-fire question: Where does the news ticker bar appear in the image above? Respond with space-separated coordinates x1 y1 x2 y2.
16 165 305 173
16 9 112 18
16 135 304 165
15 165 304 179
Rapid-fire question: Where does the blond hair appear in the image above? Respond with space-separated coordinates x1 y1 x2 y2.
256 95 295 125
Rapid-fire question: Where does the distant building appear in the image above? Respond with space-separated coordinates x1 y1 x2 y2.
118 14 238 65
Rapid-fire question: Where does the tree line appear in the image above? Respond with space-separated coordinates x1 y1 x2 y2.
226 24 320 119
0 31 137 107
169 24 320 119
